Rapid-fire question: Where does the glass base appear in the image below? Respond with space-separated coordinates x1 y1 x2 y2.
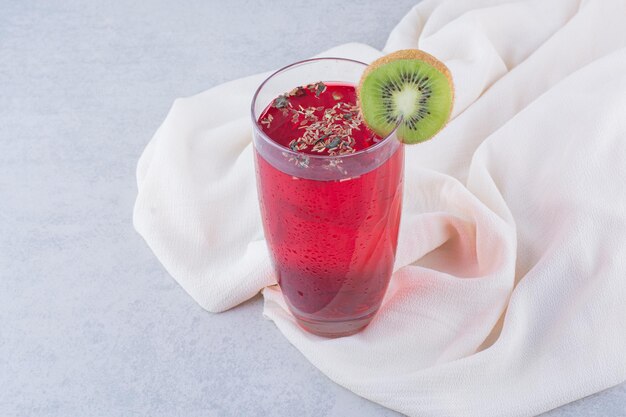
293 310 378 338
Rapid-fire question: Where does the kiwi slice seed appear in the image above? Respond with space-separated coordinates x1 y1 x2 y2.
358 49 454 144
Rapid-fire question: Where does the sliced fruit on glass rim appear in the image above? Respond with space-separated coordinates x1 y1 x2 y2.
357 49 454 144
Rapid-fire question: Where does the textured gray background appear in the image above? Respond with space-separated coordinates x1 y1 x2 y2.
1 1 624 416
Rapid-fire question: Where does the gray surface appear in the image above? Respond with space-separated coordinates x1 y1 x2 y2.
0 1 624 416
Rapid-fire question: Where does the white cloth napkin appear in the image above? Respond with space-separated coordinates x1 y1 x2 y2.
133 0 626 415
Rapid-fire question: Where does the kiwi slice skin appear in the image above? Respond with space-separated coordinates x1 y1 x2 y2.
358 49 454 144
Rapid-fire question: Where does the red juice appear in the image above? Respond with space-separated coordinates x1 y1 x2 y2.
254 82 404 336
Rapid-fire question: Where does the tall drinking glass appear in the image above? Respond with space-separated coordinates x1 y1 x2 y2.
251 58 404 337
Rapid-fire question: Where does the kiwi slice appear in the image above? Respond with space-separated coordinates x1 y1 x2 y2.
358 49 454 144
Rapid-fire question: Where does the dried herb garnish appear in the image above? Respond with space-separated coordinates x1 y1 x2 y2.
327 137 341 149
273 95 289 109
305 81 327 98
289 86 306 97
260 114 273 128
315 133 330 144
268 83 367 157
284 100 361 156
315 82 326 98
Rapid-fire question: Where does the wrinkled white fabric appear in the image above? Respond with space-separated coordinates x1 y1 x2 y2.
133 0 626 415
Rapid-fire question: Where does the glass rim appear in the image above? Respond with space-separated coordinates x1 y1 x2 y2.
250 57 400 161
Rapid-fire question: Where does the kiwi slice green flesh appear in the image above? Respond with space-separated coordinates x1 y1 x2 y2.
358 49 454 144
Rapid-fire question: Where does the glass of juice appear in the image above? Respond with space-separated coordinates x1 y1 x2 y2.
251 58 404 337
